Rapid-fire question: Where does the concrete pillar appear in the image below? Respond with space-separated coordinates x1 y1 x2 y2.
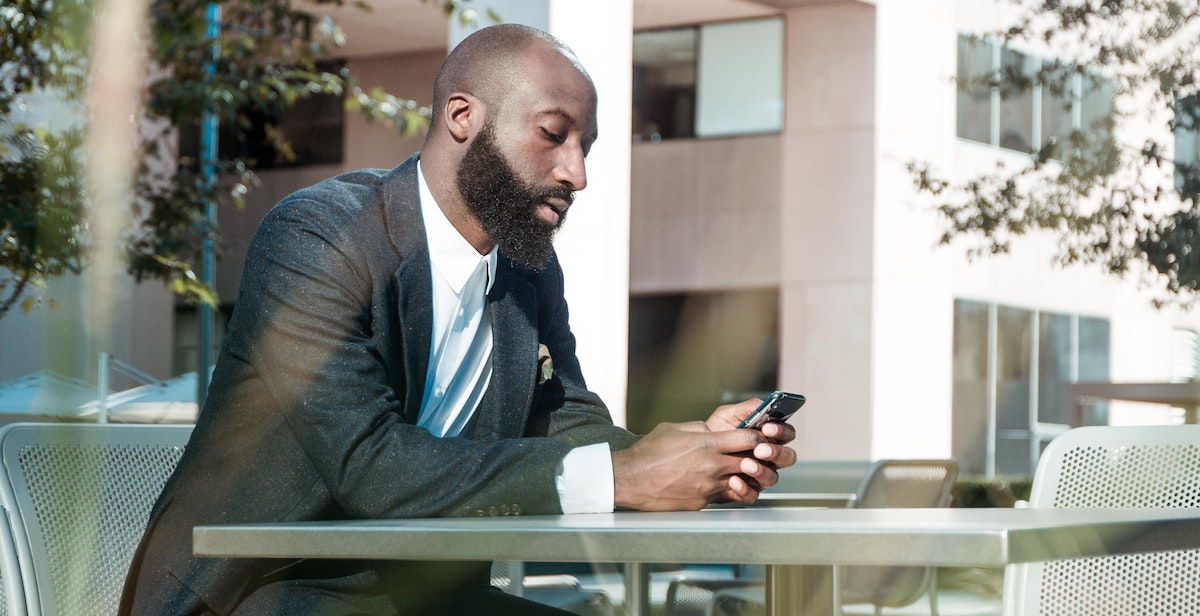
778 4 877 458
868 0 956 458
450 0 633 426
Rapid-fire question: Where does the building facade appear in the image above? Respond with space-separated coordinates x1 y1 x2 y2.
3 0 1196 477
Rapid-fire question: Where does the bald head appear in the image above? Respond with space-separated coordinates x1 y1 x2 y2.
419 24 598 262
431 24 592 124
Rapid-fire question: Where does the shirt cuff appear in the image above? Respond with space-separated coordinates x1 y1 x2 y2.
555 442 614 514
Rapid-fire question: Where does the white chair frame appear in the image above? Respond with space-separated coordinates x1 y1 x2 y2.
1003 424 1200 616
0 422 191 616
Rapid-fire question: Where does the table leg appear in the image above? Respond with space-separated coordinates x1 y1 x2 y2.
765 564 834 616
624 561 650 616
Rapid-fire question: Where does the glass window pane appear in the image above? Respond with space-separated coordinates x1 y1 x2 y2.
625 290 779 434
632 28 697 141
695 18 784 137
953 300 991 475
1080 74 1115 162
1039 60 1073 159
275 91 345 166
995 437 1032 476
996 305 1032 431
1175 95 1200 196
956 35 993 144
998 47 1034 153
177 64 345 169
1038 312 1072 425
1077 316 1111 426
1172 328 1200 382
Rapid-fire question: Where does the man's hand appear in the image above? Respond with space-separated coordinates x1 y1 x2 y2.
612 421 768 511
611 399 798 512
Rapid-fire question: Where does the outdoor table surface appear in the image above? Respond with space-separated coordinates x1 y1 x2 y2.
194 507 1200 616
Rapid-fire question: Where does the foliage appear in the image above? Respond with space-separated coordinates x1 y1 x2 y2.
0 0 91 315
0 0 475 318
912 0 1200 305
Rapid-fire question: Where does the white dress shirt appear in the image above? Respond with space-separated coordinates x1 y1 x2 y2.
415 162 613 513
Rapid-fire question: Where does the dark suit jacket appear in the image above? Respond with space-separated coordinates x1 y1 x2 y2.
120 154 639 615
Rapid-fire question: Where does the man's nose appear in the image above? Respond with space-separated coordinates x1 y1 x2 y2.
554 145 587 192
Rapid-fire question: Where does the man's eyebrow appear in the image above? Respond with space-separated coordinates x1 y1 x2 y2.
536 108 576 123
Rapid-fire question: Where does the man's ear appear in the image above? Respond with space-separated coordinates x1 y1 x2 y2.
444 93 480 143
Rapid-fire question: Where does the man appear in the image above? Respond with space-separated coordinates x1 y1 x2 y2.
120 23 797 615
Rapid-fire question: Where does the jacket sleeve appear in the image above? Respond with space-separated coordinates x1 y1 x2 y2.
220 194 585 519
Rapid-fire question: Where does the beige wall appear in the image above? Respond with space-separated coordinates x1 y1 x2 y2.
779 3 878 459
629 135 783 293
0 272 176 386
343 50 444 172
629 5 879 458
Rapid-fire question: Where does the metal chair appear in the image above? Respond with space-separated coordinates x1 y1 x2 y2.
490 561 615 616
837 459 959 616
0 422 191 616
1002 425 1200 616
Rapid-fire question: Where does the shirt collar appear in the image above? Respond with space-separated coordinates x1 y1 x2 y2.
418 160 498 295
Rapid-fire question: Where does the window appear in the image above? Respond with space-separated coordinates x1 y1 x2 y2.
1171 327 1200 382
952 299 1110 477
180 62 345 170
998 48 1035 153
173 304 232 376
626 289 780 434
632 28 696 140
956 35 992 145
956 34 1114 159
633 18 784 142
1175 95 1200 198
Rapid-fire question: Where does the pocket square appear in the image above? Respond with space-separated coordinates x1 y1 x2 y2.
537 343 554 385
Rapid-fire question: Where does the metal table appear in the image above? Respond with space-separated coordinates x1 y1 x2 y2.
1071 380 1200 424
194 507 1200 616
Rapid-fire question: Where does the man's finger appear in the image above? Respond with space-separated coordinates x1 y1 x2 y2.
760 421 796 443
709 428 767 453
749 442 798 468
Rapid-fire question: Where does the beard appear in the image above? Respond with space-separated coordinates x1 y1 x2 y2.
456 121 574 270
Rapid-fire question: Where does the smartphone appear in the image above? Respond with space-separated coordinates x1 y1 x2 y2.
737 391 806 429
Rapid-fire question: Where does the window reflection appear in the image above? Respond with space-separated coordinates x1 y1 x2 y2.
956 34 1114 161
633 18 783 142
632 28 696 141
952 300 1111 477
1174 95 1200 197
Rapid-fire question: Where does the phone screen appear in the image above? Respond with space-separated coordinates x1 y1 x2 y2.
737 391 806 429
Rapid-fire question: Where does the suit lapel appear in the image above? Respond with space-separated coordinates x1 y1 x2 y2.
470 258 538 442
382 155 433 424
381 154 539 437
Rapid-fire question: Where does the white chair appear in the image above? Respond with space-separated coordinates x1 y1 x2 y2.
0 503 21 616
0 422 191 616
1003 424 1200 615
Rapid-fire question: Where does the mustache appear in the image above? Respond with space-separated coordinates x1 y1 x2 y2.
528 184 575 206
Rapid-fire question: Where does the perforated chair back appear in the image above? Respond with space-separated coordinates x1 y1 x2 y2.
1003 425 1200 616
0 423 191 616
839 459 959 614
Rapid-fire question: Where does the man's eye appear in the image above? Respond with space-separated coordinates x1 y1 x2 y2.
541 128 565 144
